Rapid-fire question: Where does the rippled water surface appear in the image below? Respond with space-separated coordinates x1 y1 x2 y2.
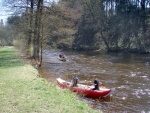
38 49 150 113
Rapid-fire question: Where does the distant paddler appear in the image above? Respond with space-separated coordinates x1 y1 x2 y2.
58 53 66 61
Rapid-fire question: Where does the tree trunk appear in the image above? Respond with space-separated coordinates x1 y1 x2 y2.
140 0 147 51
33 0 43 66
26 0 31 54
30 0 34 57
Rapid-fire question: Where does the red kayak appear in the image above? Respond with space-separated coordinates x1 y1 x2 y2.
56 78 115 99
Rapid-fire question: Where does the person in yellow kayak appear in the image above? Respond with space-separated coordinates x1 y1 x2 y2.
59 53 66 61
59 53 65 58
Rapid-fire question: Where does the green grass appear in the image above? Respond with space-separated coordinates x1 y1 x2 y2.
0 46 101 113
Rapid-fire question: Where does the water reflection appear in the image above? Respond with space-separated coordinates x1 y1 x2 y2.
38 49 150 113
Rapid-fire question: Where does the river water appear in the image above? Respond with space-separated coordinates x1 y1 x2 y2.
38 49 150 113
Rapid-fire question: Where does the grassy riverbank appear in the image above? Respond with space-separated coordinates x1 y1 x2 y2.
0 47 101 113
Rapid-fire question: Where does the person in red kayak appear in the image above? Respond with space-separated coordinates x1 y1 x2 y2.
71 76 79 87
91 75 102 90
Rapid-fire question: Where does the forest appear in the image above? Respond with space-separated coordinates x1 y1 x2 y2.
0 0 150 66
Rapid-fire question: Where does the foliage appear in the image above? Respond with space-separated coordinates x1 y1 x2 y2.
42 0 82 49
75 0 150 53
6 15 28 51
0 25 12 46
3 0 150 65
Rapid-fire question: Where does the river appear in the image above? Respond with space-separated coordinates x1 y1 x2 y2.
38 49 150 113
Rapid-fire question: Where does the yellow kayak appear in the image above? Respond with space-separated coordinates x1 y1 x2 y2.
58 57 66 61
